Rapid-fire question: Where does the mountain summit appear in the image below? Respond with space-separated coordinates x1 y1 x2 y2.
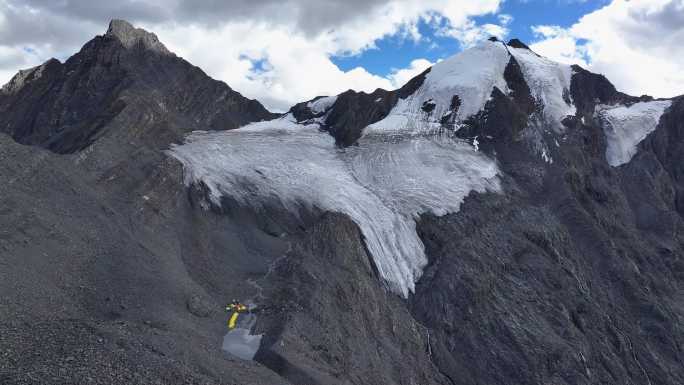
3 19 684 385
0 19 273 154
106 19 171 54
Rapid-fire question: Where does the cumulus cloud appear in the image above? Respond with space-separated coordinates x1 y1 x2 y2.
387 59 435 88
151 21 396 110
436 11 512 49
530 0 684 98
529 25 589 67
442 21 509 48
0 0 506 110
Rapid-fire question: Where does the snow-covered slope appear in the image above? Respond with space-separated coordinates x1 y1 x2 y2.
169 116 499 297
598 100 672 166
364 40 576 137
509 46 575 129
367 40 510 134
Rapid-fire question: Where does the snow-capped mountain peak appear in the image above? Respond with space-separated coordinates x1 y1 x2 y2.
508 45 575 129
381 40 510 129
367 39 575 135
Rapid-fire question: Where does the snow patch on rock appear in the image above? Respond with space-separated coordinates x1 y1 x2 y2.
307 96 338 115
169 115 500 297
599 100 672 166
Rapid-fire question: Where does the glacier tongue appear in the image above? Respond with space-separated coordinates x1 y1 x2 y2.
169 116 500 297
599 100 672 167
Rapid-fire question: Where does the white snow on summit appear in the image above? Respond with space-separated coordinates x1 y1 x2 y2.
365 41 576 137
599 100 672 166
169 115 500 297
366 40 510 134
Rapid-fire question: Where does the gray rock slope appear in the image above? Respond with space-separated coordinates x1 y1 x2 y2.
2 21 684 385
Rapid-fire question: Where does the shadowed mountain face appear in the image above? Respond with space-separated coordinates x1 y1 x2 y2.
2 20 684 385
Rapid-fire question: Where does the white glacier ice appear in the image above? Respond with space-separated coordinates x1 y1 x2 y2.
169 115 500 297
509 46 575 129
598 100 672 166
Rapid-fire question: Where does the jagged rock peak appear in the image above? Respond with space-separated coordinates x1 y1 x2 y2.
0 58 60 95
106 19 171 55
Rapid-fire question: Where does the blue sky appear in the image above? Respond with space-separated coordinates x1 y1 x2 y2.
333 0 611 77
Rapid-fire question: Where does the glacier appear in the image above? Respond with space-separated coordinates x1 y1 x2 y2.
599 100 672 167
169 115 500 297
307 95 338 115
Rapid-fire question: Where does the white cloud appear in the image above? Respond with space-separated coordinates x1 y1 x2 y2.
530 0 684 98
530 25 589 67
157 0 504 110
0 0 505 111
387 58 434 88
150 22 427 111
497 13 513 26
438 18 511 49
